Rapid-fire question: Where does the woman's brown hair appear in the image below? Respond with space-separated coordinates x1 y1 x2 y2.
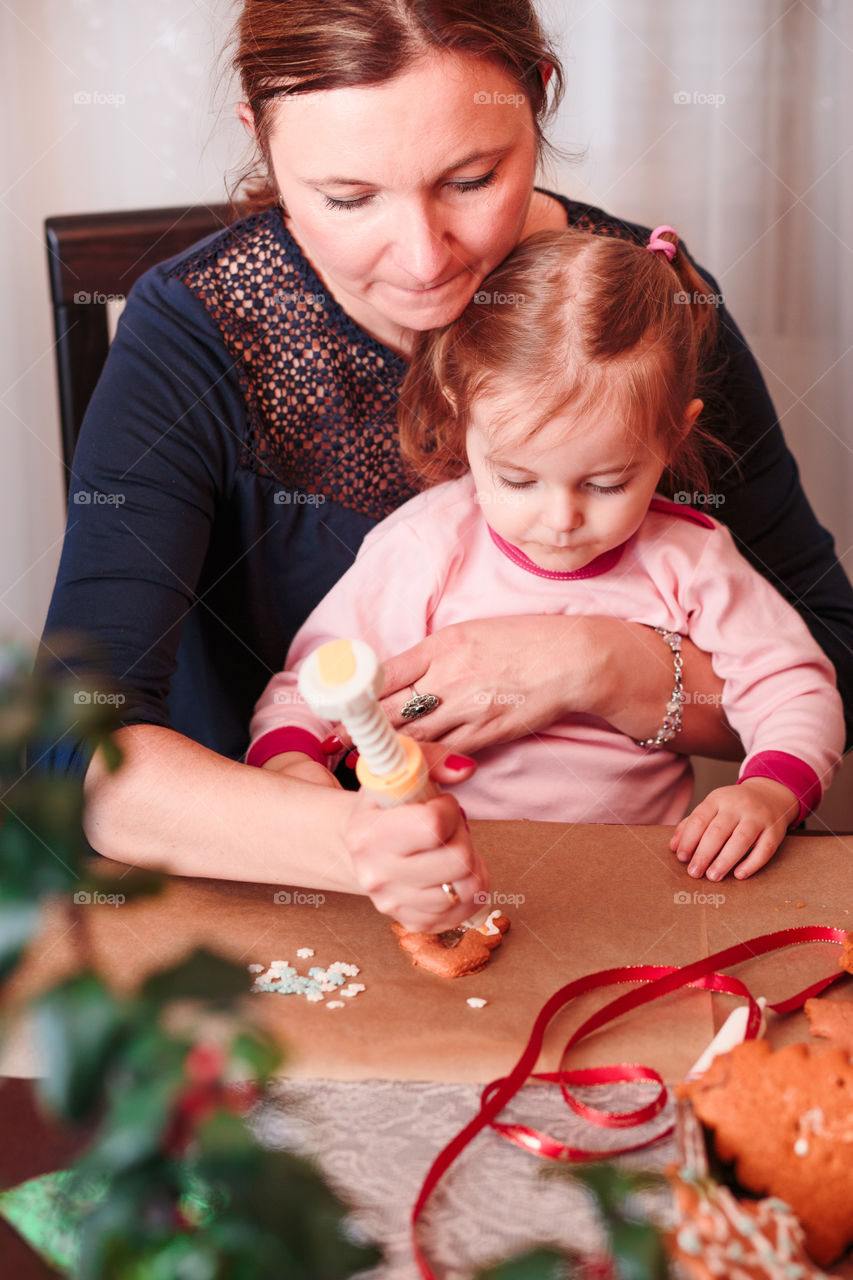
226 0 564 216
398 228 728 494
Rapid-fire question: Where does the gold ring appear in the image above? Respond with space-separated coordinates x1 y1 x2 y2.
440 881 460 907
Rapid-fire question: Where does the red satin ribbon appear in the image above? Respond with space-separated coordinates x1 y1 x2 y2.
412 925 848 1278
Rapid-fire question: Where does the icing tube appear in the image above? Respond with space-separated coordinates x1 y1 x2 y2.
298 639 488 926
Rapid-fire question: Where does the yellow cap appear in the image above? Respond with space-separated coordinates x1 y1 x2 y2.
356 734 433 803
315 638 357 686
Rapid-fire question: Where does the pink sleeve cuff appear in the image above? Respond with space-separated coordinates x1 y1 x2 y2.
737 750 823 824
245 727 327 769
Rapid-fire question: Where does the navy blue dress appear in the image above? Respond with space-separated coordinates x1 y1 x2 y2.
35 195 853 778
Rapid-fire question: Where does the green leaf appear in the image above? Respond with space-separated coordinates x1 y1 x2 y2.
193 1122 381 1276
477 1247 569 1279
141 950 252 1008
33 972 128 1122
77 1068 184 1178
609 1220 668 1280
229 1030 283 1082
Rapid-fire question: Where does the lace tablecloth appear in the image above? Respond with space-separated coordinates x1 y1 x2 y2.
252 1079 678 1279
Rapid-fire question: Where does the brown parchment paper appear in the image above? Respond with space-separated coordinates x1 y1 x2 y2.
4 823 851 1083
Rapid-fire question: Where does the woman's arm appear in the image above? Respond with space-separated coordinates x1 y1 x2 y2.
683 260 853 747
370 615 743 761
83 725 485 932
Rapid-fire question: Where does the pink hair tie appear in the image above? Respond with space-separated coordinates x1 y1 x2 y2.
646 225 678 261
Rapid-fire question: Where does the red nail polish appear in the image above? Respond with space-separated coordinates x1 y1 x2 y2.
345 749 359 769
458 805 470 832
321 734 343 754
446 754 475 771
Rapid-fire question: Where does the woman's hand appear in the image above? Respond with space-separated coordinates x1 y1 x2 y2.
327 616 599 756
340 746 487 933
322 615 741 761
670 777 800 881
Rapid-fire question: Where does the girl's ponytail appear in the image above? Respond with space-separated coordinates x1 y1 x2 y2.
645 226 720 366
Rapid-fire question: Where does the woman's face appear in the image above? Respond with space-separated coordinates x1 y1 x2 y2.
259 51 539 350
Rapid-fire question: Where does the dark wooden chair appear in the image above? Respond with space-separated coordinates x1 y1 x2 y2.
44 203 231 492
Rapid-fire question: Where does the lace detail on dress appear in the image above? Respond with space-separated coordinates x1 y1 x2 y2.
170 200 644 524
172 209 418 522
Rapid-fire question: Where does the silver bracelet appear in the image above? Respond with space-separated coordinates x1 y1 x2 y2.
634 628 685 749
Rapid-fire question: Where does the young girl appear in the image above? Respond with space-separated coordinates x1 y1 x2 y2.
247 227 844 885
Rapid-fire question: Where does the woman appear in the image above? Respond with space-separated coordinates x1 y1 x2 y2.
38 0 853 933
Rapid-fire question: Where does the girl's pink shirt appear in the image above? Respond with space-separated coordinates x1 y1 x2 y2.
248 475 844 825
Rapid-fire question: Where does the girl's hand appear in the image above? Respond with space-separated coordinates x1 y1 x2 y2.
261 752 342 790
340 746 486 932
670 777 800 881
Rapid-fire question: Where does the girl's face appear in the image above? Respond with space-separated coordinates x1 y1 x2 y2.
255 51 539 351
466 393 688 573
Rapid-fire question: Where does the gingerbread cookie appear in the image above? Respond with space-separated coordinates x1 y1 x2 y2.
666 1170 834 1279
805 997 853 1054
391 912 510 978
677 1040 853 1265
841 931 853 976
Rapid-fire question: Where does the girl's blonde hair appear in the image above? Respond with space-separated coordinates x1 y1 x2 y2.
226 0 564 217
398 229 728 494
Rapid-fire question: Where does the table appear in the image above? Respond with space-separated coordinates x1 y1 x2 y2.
2 822 851 1276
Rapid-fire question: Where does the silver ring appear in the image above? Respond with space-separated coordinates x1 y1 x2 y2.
440 881 460 907
401 686 440 720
